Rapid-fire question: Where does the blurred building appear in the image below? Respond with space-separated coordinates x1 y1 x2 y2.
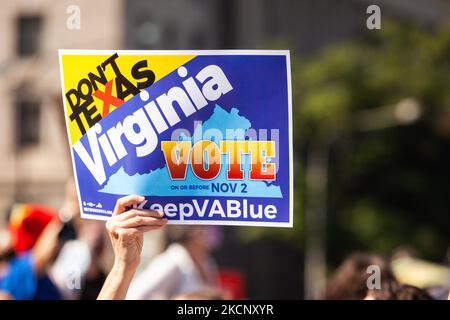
231 0 450 55
124 0 221 49
0 0 123 225
124 0 450 54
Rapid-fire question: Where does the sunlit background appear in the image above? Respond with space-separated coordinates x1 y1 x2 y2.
0 0 450 299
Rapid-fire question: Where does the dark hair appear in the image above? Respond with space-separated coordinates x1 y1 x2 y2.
324 252 397 300
366 280 400 300
367 281 434 300
395 284 434 300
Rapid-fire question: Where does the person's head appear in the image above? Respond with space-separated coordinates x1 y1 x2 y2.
165 225 223 252
395 284 434 300
8 204 58 254
365 281 433 300
324 252 396 300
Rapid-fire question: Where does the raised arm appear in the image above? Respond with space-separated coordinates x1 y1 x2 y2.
98 195 167 300
32 218 63 277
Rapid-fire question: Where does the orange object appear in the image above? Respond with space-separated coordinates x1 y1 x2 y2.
9 204 58 254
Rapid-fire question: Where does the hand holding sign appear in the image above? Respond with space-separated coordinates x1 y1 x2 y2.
98 195 167 300
59 50 293 227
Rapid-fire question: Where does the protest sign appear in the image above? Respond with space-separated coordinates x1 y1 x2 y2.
59 50 292 227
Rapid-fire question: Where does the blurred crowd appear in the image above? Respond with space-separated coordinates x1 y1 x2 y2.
324 252 449 300
0 180 449 300
0 180 229 300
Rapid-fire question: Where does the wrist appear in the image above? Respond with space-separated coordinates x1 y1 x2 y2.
98 261 137 300
112 260 138 279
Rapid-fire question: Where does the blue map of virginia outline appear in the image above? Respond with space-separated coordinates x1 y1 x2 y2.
99 105 282 198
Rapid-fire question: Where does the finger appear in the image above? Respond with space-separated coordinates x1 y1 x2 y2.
136 223 168 233
117 216 168 229
112 220 168 238
117 220 168 234
115 209 164 221
113 195 145 216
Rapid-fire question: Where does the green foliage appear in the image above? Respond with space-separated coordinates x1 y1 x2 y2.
240 21 450 262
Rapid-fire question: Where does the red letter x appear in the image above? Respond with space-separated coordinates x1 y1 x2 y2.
93 80 124 117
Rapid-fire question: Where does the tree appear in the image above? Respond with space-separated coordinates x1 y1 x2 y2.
240 21 450 265
295 21 450 264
